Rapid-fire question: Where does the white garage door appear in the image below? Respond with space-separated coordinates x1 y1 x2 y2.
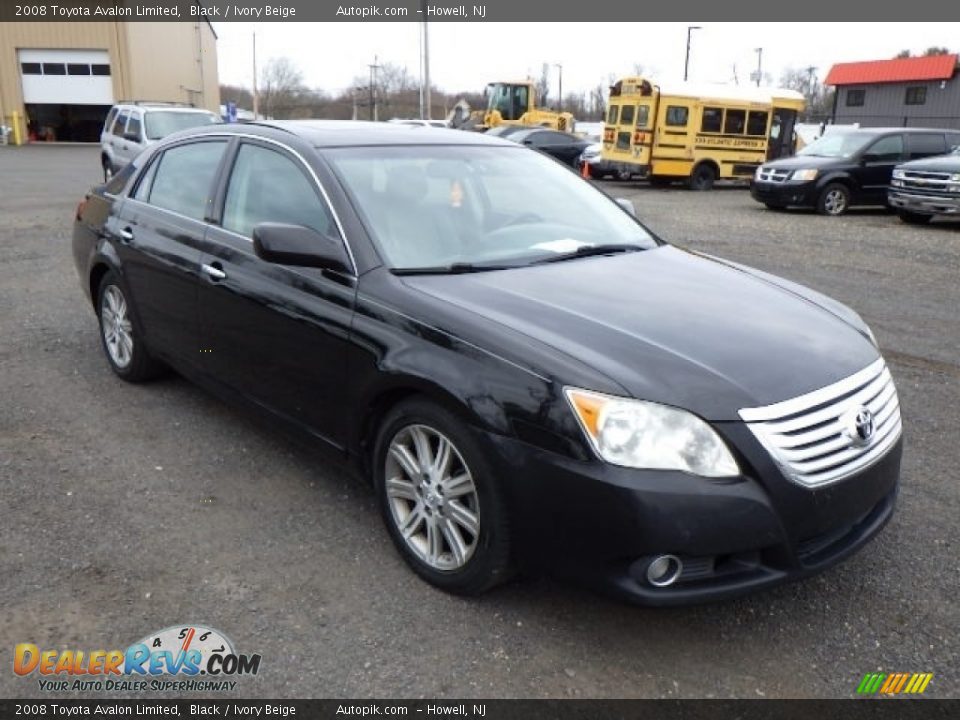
19 49 114 105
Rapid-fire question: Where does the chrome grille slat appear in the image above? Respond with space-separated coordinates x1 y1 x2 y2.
756 167 790 183
739 359 902 488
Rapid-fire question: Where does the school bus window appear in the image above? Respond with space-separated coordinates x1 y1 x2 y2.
747 111 768 136
636 106 650 129
724 109 746 134
665 106 688 127
620 105 635 126
607 105 619 125
701 107 722 133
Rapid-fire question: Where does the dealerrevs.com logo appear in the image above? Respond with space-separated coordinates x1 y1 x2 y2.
14 625 261 693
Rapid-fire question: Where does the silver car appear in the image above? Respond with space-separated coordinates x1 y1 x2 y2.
100 102 219 181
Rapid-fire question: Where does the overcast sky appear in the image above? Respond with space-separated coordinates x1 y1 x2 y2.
214 22 960 98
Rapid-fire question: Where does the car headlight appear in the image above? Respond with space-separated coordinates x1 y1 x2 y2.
890 179 903 187
564 388 740 477
754 166 765 179
892 169 906 180
791 169 819 181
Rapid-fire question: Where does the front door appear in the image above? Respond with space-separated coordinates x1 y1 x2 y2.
198 140 356 448
767 108 798 160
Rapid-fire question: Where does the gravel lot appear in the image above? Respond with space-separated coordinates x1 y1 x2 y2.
1 145 957 699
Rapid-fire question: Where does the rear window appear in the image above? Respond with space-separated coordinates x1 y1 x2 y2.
144 141 227 220
620 105 635 126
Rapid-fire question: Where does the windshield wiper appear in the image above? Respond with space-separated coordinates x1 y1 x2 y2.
528 243 644 265
391 262 514 276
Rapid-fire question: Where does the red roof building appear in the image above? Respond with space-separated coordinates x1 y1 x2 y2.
825 54 960 130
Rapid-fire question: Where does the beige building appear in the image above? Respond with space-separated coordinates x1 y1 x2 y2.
0 21 219 143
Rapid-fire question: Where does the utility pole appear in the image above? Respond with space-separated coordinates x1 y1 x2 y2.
554 63 563 113
422 4 431 120
251 32 258 118
754 47 763 87
684 26 701 81
368 55 380 122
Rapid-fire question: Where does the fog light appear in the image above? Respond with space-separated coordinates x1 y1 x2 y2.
646 554 683 587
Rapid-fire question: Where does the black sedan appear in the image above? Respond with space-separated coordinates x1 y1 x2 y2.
73 121 902 605
504 127 593 168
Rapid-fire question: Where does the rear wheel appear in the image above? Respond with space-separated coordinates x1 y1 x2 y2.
897 211 933 225
374 399 513 595
96 271 164 382
102 157 114 183
817 183 850 216
688 164 717 191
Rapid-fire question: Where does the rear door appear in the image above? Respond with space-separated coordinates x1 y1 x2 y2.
117 138 229 368
858 134 905 202
905 132 947 161
198 139 356 448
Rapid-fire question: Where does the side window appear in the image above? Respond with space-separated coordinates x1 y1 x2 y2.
907 133 946 159
635 105 650 129
103 108 118 134
111 111 129 137
665 106 688 127
620 105 635 126
606 105 619 125
864 135 903 163
724 109 746 134
126 114 142 141
948 133 960 152
222 143 334 239
146 141 227 220
747 111 769 136
701 107 723 133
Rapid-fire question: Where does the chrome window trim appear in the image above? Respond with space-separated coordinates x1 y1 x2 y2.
123 131 359 276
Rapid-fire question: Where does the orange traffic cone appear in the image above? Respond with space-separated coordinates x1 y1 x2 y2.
581 161 590 179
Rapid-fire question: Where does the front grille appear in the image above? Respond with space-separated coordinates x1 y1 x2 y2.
739 358 902 487
756 167 790 183
900 169 953 193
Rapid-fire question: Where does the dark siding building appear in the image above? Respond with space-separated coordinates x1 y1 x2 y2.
826 54 960 130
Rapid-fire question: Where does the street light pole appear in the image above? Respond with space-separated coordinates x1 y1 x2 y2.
684 26 701 82
755 47 763 87
554 63 563 112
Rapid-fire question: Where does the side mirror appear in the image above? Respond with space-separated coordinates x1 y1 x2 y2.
615 198 637 217
252 223 351 273
522 139 533 145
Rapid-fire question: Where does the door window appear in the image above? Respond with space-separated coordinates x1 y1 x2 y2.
145 141 227 220
906 133 946 159
126 114 143 142
863 135 903 163
111 112 129 137
222 143 335 239
747 111 769 136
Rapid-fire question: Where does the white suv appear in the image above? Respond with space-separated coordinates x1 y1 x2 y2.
100 102 220 181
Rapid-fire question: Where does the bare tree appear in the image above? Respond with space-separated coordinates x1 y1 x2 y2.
535 63 551 109
781 66 833 120
260 57 308 119
923 46 951 56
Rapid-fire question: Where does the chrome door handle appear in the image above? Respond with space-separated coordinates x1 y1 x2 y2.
201 263 227 280
119 227 134 242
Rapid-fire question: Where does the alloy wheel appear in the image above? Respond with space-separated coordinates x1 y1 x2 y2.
101 285 134 369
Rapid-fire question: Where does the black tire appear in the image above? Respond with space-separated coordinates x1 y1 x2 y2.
102 157 114 183
816 183 851 216
688 163 717 191
96 271 165 382
765 202 787 211
898 211 933 225
373 398 513 596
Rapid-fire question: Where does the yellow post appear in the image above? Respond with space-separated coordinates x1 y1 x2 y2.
11 110 23 145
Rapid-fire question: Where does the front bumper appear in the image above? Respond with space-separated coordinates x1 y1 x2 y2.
888 189 960 215
482 425 901 606
750 180 819 207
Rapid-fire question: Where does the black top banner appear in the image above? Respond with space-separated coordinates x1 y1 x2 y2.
0 699 959 719
1 0 959 22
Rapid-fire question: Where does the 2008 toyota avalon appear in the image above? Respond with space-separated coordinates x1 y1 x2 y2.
72 121 902 605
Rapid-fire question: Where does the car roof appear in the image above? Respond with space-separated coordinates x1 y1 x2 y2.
115 104 215 114
826 126 956 135
175 120 515 147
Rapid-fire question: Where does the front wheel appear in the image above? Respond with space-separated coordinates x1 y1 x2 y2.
817 183 850 216
374 399 513 595
688 164 717 191
898 210 933 225
102 157 114 183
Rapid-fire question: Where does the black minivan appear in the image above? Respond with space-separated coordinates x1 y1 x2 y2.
751 127 960 215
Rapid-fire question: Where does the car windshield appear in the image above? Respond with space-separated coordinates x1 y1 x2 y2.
143 111 218 140
326 145 658 272
797 132 874 158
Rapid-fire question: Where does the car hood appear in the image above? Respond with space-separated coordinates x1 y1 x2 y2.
401 246 879 420
762 154 849 171
897 153 960 172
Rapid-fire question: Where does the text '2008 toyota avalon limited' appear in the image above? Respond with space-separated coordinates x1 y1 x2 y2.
73 121 902 605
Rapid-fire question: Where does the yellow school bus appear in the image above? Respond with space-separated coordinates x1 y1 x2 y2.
600 77 805 189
